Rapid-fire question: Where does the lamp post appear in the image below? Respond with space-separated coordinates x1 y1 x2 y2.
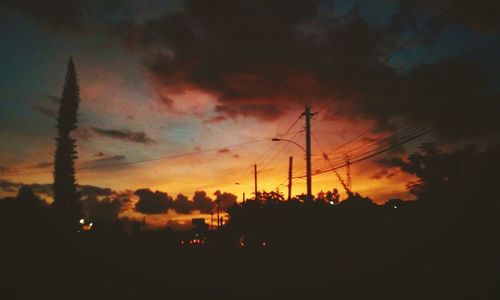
272 137 311 201
271 138 306 152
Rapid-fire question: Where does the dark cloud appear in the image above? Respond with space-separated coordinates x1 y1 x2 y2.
172 193 193 214
0 0 89 32
91 127 157 145
0 179 120 200
232 154 240 159
116 0 323 120
95 151 105 157
0 0 136 33
0 179 130 223
400 0 500 34
217 148 230 154
33 104 57 118
83 194 122 222
0 180 53 198
371 169 397 180
79 184 113 197
46 95 60 105
16 185 47 207
203 116 227 124
115 0 498 142
112 190 134 210
32 162 53 169
134 188 173 214
73 127 93 141
31 184 53 197
400 58 498 141
0 179 19 193
376 157 399 168
4 0 498 144
192 190 213 214
33 95 60 118
112 189 133 200
214 190 237 212
80 155 127 169
134 189 216 214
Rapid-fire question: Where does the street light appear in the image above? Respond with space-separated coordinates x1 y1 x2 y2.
272 137 311 201
271 138 306 152
272 105 314 201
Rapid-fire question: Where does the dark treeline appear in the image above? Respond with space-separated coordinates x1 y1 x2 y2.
0 142 498 299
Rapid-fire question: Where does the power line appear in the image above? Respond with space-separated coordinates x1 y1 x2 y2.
315 124 430 172
329 119 426 155
382 8 448 64
299 127 434 178
1 138 275 177
312 132 352 195
314 2 447 119
376 0 436 55
235 115 303 184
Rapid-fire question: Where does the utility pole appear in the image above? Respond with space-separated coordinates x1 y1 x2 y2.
254 164 258 200
243 192 246 203
302 105 314 201
345 153 352 190
288 156 293 201
216 195 220 228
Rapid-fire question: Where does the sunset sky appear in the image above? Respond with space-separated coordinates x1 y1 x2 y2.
1 0 499 225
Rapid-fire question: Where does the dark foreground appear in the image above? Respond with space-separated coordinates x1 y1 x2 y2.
1 222 498 300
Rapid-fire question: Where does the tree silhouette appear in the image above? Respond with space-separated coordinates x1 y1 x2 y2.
53 57 82 228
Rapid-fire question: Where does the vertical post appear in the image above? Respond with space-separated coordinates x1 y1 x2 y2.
288 156 293 201
216 195 220 229
345 153 352 190
304 105 313 201
254 164 258 200
243 192 246 203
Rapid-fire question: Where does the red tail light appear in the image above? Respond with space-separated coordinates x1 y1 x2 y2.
262 242 267 247
240 242 245 247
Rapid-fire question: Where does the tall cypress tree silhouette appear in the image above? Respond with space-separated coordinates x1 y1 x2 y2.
53 57 82 228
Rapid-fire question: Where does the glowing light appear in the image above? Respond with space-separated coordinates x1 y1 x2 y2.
79 219 84 224
393 205 397 209
329 201 334 205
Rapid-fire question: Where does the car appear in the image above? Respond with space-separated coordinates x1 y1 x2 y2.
180 232 207 247
238 234 268 248
77 218 93 233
